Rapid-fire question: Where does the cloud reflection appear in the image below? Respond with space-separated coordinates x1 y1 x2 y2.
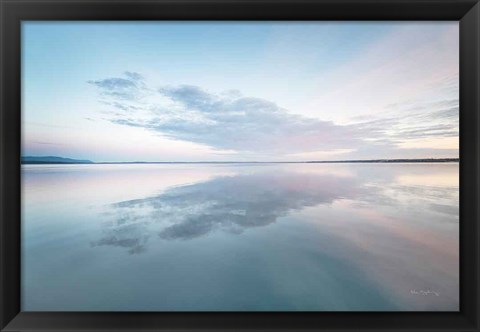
92 171 360 253
91 166 458 256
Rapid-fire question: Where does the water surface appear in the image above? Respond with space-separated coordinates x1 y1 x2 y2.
22 163 459 311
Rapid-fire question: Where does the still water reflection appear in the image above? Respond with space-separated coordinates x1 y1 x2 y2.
22 163 459 311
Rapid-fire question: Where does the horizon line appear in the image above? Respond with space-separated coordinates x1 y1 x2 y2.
21 156 460 165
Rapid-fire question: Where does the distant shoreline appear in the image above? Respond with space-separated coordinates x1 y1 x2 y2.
22 158 460 165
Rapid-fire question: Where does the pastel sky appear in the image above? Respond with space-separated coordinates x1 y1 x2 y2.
22 22 459 162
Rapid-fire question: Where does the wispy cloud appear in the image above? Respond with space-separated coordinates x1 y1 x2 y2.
352 98 459 141
88 71 458 159
88 71 148 101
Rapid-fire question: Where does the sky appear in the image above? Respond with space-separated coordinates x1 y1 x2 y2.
22 22 459 162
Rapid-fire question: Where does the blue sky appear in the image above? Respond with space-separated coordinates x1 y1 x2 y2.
22 22 458 162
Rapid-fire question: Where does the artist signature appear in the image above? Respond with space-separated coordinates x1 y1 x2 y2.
410 289 440 296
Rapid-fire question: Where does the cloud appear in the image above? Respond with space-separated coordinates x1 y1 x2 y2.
124 71 144 81
159 85 216 111
88 71 148 101
89 75 369 154
89 77 136 90
350 97 459 142
89 72 458 158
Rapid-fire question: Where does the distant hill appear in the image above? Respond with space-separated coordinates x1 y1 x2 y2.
22 156 94 164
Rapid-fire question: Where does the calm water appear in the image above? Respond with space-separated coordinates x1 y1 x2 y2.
21 163 459 311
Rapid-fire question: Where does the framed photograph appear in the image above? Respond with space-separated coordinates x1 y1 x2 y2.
1 0 479 331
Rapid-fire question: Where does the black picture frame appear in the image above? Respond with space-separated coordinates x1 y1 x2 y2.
1 0 479 331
